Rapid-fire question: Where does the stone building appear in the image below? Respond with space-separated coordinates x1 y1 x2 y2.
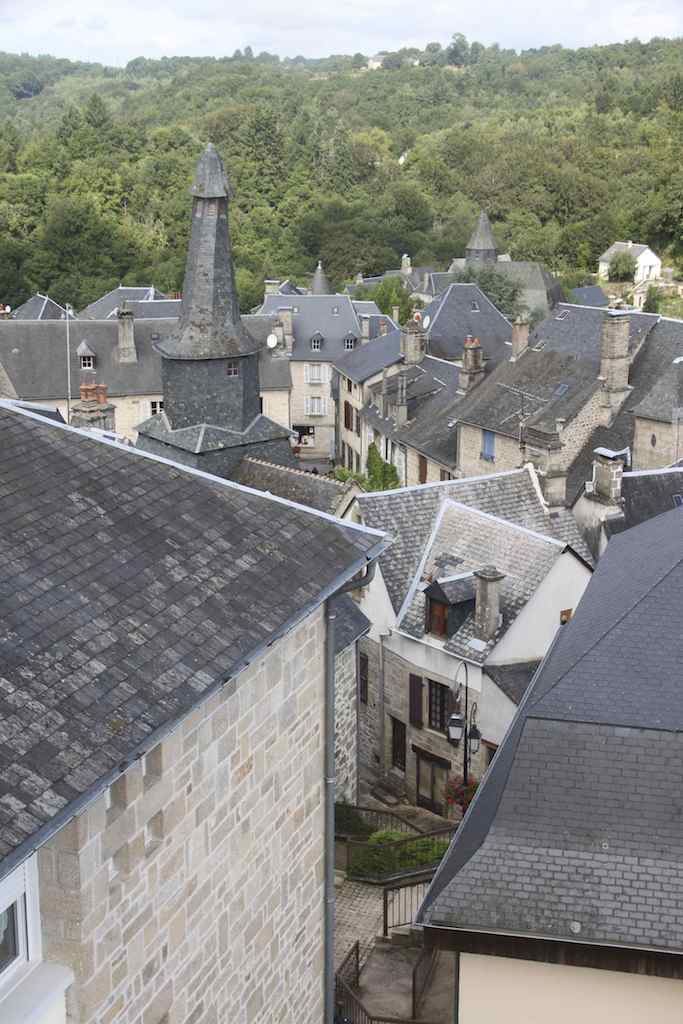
417 509 683 1022
256 289 392 467
0 399 386 1024
351 466 592 809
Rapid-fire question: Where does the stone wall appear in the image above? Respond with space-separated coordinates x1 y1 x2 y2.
27 395 164 442
37 607 327 1024
335 646 358 804
405 446 453 486
457 424 520 478
633 417 677 469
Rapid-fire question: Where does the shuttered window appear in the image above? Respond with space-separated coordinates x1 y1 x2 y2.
409 674 423 728
428 679 450 733
427 598 448 637
391 718 406 771
344 401 353 430
418 455 427 484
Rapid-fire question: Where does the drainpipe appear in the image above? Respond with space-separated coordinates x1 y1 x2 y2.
324 559 377 1024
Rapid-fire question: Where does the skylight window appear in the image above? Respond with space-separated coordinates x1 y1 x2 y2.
470 300 480 312
673 494 683 508
553 383 569 398
555 310 569 321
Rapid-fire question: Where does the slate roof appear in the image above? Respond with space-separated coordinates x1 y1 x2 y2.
446 260 562 316
258 294 391 363
357 465 592 615
466 211 498 255
399 501 569 663
569 285 608 308
532 304 658 366
602 467 683 539
484 661 540 705
333 594 370 655
452 347 599 440
0 313 285 402
136 410 291 454
333 329 402 382
419 510 683 952
599 241 651 262
421 284 511 364
12 294 74 321
311 262 332 296
80 286 165 320
0 402 387 877
235 457 357 515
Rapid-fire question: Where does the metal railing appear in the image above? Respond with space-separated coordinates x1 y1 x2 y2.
383 876 434 936
412 947 439 1019
335 803 423 837
334 941 442 1024
345 826 455 884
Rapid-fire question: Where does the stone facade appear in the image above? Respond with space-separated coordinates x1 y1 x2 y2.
334 646 359 804
36 608 327 1024
26 395 164 442
457 423 520 478
260 389 291 431
405 445 453 486
289 362 335 462
358 637 382 784
633 417 678 469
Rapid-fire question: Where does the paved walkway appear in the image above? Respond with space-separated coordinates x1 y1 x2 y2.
334 878 384 970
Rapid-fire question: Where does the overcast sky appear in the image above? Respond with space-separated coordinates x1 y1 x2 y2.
2 0 682 66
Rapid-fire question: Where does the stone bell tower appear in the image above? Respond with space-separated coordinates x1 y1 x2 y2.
136 143 294 477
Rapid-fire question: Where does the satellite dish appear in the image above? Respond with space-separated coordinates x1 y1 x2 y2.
422 314 431 330
4 305 10 314
266 333 278 349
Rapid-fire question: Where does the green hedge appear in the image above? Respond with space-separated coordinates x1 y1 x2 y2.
348 829 450 878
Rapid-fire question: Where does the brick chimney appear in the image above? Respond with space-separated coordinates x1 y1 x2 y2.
264 279 281 295
460 335 485 391
117 302 137 364
69 381 116 432
395 369 408 425
599 305 631 416
510 317 529 361
400 313 426 365
589 447 629 504
474 565 505 641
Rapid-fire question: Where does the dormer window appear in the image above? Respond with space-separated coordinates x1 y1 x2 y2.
424 575 476 638
76 339 96 371
344 335 357 351
555 310 569 321
426 597 448 637
226 361 239 377
470 300 480 312
310 333 323 351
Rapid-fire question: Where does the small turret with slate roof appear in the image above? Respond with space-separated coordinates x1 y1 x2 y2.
311 260 332 295
465 210 499 264
136 143 295 478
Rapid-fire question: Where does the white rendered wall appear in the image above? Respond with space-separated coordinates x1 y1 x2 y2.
459 954 683 1024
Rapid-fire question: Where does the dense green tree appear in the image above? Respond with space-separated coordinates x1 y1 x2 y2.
608 252 637 282
354 278 416 323
643 286 661 313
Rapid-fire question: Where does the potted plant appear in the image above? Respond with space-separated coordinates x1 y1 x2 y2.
444 774 479 819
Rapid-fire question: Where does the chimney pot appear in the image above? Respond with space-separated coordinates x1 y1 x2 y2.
474 565 505 641
95 383 108 405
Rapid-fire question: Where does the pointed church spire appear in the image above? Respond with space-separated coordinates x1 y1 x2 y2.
156 143 256 360
465 211 498 264
311 260 332 295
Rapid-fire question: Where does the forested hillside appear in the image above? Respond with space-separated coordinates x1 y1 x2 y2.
0 37 682 310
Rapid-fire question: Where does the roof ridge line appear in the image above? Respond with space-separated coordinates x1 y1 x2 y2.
0 401 387 539
242 456 348 489
440 498 566 548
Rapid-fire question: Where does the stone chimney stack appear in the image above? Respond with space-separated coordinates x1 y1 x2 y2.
69 381 116 432
474 565 505 641
395 370 408 425
400 314 426 365
392 305 400 324
360 315 371 344
510 317 529 361
117 302 137 364
590 447 628 504
377 369 388 417
600 305 631 415
401 254 412 276
277 308 295 353
460 335 485 391
264 279 280 295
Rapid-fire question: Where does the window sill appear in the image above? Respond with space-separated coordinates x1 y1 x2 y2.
479 454 496 463
0 962 74 1024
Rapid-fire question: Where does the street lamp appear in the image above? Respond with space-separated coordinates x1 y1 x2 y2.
447 661 481 786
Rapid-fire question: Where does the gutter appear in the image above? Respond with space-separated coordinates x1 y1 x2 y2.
324 558 377 1024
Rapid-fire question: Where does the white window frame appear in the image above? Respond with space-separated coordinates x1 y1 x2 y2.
79 355 94 370
305 396 327 417
150 400 164 417
0 856 41 1001
310 337 322 351
344 337 356 351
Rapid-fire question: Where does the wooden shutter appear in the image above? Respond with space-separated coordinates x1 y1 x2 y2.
419 455 427 484
304 363 311 383
409 674 423 728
